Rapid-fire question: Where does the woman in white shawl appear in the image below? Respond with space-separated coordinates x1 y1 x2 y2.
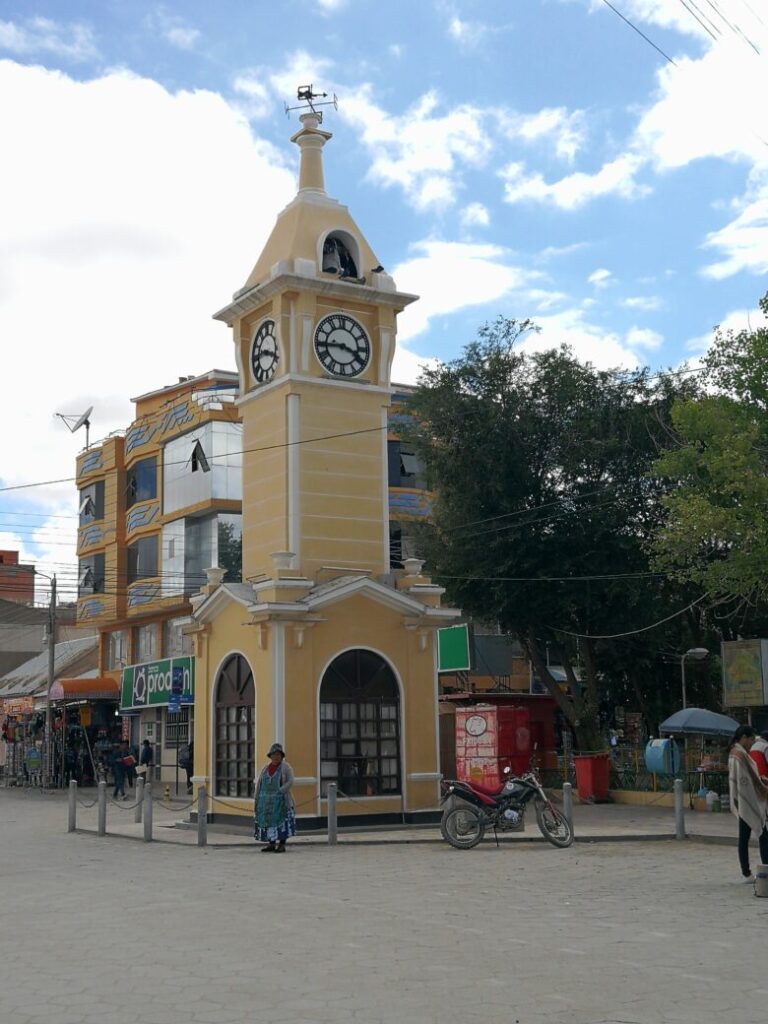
728 725 768 882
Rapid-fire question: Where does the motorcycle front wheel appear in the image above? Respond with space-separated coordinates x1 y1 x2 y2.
535 801 573 848
441 806 485 849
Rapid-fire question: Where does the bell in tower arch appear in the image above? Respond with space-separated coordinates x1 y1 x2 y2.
322 234 358 278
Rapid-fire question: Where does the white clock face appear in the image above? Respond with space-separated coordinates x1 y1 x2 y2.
314 313 370 377
250 319 279 384
465 715 487 737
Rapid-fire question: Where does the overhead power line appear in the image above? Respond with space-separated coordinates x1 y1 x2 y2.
599 0 678 65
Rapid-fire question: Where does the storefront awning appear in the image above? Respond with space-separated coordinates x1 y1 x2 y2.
49 677 120 701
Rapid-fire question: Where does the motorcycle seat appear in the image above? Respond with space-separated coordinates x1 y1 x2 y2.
466 780 506 800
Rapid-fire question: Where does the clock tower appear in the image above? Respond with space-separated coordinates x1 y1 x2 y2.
192 101 459 827
213 109 416 583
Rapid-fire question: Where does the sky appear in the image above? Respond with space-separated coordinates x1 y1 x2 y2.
1 0 768 602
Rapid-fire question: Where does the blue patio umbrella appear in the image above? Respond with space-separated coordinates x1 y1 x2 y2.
659 707 740 737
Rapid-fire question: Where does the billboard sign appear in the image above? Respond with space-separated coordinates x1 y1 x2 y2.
120 657 195 711
722 640 768 707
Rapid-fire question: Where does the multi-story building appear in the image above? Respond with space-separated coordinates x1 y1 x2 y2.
75 370 243 779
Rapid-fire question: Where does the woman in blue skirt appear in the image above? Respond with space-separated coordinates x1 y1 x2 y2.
254 743 296 852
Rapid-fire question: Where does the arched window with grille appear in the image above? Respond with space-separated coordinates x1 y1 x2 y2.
214 654 255 797
319 649 401 798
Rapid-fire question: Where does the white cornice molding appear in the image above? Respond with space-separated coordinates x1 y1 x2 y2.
191 574 461 626
213 273 418 325
235 372 391 409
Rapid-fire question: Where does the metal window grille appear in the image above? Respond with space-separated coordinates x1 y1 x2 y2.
319 699 401 798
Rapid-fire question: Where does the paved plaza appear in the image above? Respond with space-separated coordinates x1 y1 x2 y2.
1 788 766 1024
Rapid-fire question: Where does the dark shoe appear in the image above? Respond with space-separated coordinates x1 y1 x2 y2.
260 843 276 852
275 842 286 853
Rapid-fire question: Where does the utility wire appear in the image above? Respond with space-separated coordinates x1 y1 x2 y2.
549 592 709 639
599 0 678 65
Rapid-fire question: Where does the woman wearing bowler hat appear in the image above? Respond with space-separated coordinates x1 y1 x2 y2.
254 743 295 852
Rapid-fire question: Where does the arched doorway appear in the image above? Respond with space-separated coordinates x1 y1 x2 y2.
319 649 400 798
214 654 255 797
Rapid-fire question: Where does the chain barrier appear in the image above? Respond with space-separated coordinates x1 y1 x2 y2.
76 795 99 808
157 797 197 811
107 795 142 811
336 787 395 815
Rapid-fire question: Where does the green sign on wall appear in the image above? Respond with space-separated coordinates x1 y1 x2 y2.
438 625 471 672
120 657 195 711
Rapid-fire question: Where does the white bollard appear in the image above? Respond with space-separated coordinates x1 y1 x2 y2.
674 778 685 840
327 782 338 846
197 786 207 848
134 776 144 824
68 779 77 832
97 780 107 836
562 782 574 832
143 783 153 842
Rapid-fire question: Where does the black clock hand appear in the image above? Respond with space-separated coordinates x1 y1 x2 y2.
328 339 357 356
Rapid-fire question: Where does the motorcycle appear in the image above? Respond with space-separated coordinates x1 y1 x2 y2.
440 765 573 850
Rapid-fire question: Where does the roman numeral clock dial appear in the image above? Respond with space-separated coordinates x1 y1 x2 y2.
250 319 280 384
313 314 371 378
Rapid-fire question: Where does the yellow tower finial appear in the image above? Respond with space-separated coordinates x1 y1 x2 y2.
290 111 333 195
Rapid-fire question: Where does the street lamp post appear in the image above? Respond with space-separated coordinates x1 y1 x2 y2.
681 647 709 710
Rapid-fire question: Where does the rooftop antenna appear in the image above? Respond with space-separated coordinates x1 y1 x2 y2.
284 84 338 123
56 405 93 449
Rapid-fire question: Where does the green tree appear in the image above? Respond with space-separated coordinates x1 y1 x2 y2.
408 318 704 748
652 294 768 612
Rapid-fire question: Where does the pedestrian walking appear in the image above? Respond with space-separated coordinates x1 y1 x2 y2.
138 738 154 781
728 725 768 882
254 743 295 853
111 742 129 800
178 740 194 794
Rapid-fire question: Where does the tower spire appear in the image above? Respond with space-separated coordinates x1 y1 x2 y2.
290 111 332 195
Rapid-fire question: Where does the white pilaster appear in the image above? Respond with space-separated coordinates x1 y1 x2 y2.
271 622 286 745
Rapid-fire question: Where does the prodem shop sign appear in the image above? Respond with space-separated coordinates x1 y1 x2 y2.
120 657 195 711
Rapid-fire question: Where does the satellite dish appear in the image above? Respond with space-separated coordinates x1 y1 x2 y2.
56 405 94 449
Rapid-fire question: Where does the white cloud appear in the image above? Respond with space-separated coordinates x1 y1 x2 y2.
525 308 643 369
0 61 295 507
499 106 586 162
524 288 569 312
595 0 705 39
501 153 649 209
460 202 489 228
392 240 540 341
389 44 403 59
146 9 201 51
635 50 768 171
0 17 98 62
685 305 768 355
621 295 662 311
317 0 348 11
626 326 663 350
588 268 613 288
447 15 487 48
342 88 491 210
535 241 591 263
232 72 273 119
701 187 768 279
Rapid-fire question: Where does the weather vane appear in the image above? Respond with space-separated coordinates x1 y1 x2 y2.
285 84 338 123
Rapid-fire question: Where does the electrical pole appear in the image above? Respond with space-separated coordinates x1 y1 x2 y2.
45 574 56 788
